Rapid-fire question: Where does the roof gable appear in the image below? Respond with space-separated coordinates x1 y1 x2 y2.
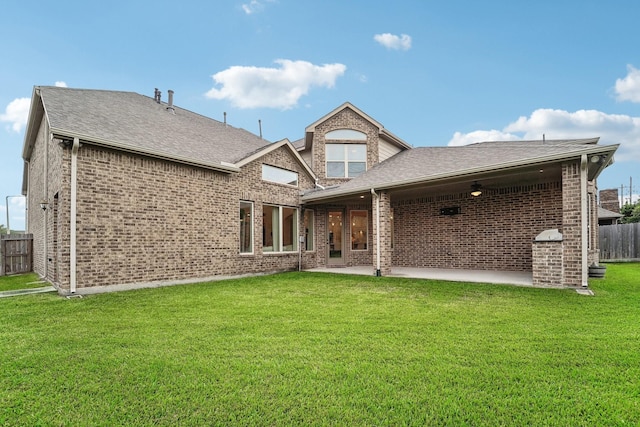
235 138 317 181
302 102 411 150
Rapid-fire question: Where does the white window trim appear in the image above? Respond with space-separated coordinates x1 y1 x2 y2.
325 143 367 178
240 201 254 255
263 204 299 254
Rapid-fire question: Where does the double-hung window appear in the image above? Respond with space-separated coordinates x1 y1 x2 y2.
263 205 298 253
326 144 367 178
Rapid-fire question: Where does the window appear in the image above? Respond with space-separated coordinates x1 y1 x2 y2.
303 209 314 251
350 210 368 251
262 164 298 187
263 205 298 253
326 129 367 140
326 144 367 178
240 201 253 254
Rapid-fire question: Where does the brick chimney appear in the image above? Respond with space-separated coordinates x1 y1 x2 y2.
599 188 620 213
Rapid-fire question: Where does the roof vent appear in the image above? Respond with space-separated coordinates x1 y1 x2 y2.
154 88 161 103
166 90 175 114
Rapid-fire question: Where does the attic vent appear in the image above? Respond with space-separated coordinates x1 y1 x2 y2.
154 88 161 103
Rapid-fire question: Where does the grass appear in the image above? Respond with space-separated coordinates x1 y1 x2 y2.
1 265 639 426
0 272 44 292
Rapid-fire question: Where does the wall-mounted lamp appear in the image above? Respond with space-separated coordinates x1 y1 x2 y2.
470 182 482 197
40 200 49 211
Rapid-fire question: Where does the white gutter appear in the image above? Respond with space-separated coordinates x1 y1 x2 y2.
580 154 588 288
70 137 79 293
371 188 381 276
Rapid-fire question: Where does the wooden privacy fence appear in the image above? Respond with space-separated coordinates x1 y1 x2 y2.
1 234 33 276
599 223 640 261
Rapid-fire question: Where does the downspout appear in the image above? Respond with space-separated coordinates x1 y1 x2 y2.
371 188 381 276
70 137 79 293
43 128 49 279
25 161 29 232
298 209 302 272
315 178 325 190
580 154 588 288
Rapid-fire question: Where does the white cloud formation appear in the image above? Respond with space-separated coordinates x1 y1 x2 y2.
55 81 68 87
241 0 275 14
615 65 640 103
205 59 347 109
448 108 640 162
374 33 412 51
449 129 520 146
0 97 30 132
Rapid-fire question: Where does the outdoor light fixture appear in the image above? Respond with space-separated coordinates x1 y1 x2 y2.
590 155 601 164
40 200 49 211
470 182 482 197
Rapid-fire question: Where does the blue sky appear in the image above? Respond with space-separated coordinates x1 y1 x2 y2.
2 0 640 231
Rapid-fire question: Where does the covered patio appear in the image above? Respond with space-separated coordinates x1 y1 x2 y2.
304 266 534 287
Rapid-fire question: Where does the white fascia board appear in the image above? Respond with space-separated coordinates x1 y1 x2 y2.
21 87 44 160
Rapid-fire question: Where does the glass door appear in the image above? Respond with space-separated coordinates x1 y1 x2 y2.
327 210 344 265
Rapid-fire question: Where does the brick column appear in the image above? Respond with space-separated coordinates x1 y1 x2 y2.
562 161 583 287
372 190 392 276
532 229 563 288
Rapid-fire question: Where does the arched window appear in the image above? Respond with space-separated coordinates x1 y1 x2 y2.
325 129 367 141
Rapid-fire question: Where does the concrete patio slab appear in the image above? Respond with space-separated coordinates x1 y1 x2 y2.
304 266 534 287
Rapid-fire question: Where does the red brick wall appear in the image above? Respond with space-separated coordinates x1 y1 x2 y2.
532 240 563 287
392 182 563 271
561 161 584 287
39 143 317 291
311 107 380 187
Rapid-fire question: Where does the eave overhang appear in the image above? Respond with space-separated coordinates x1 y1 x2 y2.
302 144 619 203
51 129 242 174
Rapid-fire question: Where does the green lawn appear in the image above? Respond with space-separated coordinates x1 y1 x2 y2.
0 272 44 292
1 265 638 426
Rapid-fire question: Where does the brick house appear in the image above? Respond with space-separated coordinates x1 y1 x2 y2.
22 87 618 294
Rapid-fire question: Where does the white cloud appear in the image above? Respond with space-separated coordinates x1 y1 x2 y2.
55 81 68 87
615 65 640 103
448 129 520 146
241 0 275 14
205 59 347 109
448 108 640 162
0 97 30 132
374 33 412 51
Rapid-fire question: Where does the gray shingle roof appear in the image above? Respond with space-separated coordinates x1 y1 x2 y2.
598 206 623 219
303 140 619 201
37 86 271 170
